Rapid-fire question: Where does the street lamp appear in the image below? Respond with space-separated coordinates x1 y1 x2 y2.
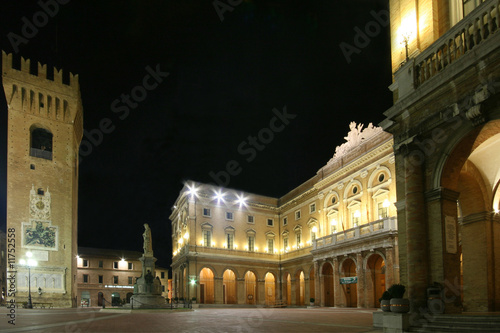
19 252 37 309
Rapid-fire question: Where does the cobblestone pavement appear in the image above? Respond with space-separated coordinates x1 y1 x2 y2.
0 307 383 332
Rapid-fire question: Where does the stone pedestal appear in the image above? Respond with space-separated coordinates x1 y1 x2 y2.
382 312 410 333
129 254 166 309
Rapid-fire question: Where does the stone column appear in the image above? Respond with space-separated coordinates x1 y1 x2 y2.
258 279 266 305
214 277 223 304
291 277 297 305
314 261 321 306
356 253 365 308
404 148 429 311
237 278 245 304
385 247 395 288
426 187 462 313
333 258 341 307
305 275 310 304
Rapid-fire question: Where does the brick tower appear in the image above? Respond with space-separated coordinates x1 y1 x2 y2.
2 52 83 307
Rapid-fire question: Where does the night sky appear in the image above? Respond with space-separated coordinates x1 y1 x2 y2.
0 0 392 269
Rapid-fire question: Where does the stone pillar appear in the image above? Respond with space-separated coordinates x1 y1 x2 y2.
258 279 265 305
333 258 341 307
356 253 365 308
305 275 310 304
426 187 462 313
215 277 223 304
385 247 395 288
291 278 297 305
237 278 245 304
314 261 321 306
461 212 492 312
404 149 429 311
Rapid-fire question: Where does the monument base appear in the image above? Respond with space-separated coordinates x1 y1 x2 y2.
128 295 167 309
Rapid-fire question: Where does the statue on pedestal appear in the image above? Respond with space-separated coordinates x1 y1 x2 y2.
143 223 153 256
128 223 165 308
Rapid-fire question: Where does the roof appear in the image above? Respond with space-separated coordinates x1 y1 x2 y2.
78 247 143 260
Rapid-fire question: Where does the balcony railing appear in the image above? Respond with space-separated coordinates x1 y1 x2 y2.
30 148 52 160
313 216 397 250
414 0 500 87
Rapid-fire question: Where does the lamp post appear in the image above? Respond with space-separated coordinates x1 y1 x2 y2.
19 252 37 309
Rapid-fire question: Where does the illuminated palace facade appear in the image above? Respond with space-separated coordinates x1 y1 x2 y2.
383 0 500 314
170 123 399 307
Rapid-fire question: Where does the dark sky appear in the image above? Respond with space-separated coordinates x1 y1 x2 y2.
0 0 392 269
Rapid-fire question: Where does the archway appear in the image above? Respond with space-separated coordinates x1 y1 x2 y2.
223 269 237 304
126 292 133 303
342 259 357 307
264 272 276 306
296 271 305 305
322 262 334 306
245 271 257 304
367 254 385 307
438 121 500 312
97 292 103 306
200 267 215 304
111 292 120 306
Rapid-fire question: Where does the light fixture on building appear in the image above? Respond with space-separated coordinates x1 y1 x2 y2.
312 226 318 233
236 194 247 207
214 189 225 203
183 232 189 240
121 258 125 262
211 241 215 247
186 184 198 198
354 210 361 218
383 199 390 208
178 238 184 244
19 252 37 309
190 279 196 286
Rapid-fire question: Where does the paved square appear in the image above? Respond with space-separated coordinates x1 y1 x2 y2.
0 307 383 332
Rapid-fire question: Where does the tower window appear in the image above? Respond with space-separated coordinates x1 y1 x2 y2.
30 128 53 160
37 188 44 195
30 164 35 170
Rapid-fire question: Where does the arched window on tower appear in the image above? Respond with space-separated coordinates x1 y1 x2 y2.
30 128 53 160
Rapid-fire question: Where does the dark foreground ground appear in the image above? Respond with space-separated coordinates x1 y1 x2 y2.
0 306 383 332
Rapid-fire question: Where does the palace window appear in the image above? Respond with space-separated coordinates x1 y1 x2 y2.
82 259 89 267
83 274 89 283
226 233 234 249
296 232 302 247
128 277 133 284
378 201 388 219
267 238 274 254
309 203 316 214
283 236 288 250
161 272 165 279
128 262 133 270
247 215 254 223
226 212 234 221
203 208 211 217
283 217 288 226
98 260 103 268
247 236 255 252
113 276 118 284
203 230 212 247
267 218 274 227
99 275 103 284
295 210 301 220
113 261 118 269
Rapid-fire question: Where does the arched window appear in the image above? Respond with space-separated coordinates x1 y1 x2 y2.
30 127 53 160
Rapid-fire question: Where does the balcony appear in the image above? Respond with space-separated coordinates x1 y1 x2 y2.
313 216 397 251
30 148 52 160
394 0 500 100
